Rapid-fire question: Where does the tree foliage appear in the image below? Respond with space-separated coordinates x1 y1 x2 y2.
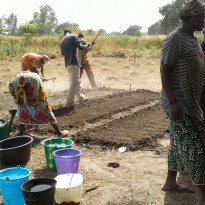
158 0 205 34
0 4 151 36
122 25 141 36
0 13 18 35
0 15 5 34
85 29 95 36
55 22 79 34
147 21 163 35
30 4 58 36
19 23 38 36
109 31 121 36
98 29 107 36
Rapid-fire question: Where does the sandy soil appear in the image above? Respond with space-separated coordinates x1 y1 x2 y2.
0 56 200 205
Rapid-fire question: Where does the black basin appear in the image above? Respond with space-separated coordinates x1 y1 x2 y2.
0 136 33 166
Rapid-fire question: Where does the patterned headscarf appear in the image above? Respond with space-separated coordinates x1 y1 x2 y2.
178 0 204 17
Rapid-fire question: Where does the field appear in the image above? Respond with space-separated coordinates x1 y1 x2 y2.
0 55 200 205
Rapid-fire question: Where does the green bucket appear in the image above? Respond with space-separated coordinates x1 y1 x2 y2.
41 138 73 172
0 120 10 141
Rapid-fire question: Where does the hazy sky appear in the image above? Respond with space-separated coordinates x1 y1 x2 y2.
0 0 173 33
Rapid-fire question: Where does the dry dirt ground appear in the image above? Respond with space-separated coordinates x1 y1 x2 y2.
0 56 200 205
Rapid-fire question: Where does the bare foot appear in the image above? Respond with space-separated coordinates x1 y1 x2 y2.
57 130 69 138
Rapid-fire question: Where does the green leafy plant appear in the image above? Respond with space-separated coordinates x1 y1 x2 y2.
0 40 27 57
113 36 130 48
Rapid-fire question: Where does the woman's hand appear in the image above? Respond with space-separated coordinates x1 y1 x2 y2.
170 102 182 121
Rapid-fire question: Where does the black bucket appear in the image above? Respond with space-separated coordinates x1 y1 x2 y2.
21 178 57 205
0 135 33 166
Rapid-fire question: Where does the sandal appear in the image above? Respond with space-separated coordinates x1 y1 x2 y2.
57 130 69 138
161 184 194 193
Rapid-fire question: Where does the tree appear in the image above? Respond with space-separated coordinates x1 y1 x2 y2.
122 25 142 36
98 29 107 36
3 13 18 35
109 31 121 36
0 15 6 34
55 22 79 35
19 23 38 36
159 0 205 34
147 21 163 35
31 4 58 36
85 29 95 36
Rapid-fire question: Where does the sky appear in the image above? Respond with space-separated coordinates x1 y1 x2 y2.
0 0 173 34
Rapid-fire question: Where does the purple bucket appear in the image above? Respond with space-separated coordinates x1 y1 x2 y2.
53 148 82 175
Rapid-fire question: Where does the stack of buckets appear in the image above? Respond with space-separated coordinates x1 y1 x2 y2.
0 138 83 205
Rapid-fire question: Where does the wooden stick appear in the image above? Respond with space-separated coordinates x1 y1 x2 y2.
92 31 101 43
85 186 99 193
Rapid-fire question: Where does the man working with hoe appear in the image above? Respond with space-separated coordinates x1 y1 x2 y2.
60 29 90 110
78 32 100 88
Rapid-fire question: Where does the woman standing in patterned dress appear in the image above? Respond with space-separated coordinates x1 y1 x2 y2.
159 0 205 204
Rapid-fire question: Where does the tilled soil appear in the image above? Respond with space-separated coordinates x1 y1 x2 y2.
0 87 171 205
0 88 168 151
0 57 197 205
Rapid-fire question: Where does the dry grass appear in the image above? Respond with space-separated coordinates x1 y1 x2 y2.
0 34 165 60
0 32 204 59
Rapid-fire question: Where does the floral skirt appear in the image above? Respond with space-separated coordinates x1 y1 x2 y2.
17 100 57 135
167 114 205 185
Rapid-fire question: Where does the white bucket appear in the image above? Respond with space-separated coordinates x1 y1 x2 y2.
54 173 83 204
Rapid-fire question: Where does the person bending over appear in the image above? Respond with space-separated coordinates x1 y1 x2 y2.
21 53 49 81
9 71 68 137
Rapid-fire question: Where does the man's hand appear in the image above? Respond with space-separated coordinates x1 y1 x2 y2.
91 41 95 46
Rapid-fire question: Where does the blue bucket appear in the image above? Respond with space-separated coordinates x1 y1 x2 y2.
0 166 31 205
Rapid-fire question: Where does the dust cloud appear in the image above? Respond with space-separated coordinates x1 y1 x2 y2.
44 76 67 94
44 75 91 94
